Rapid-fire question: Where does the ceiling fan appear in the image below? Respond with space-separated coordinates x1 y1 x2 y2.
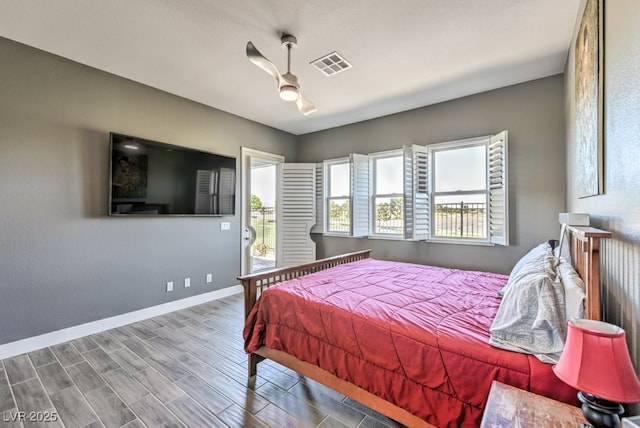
246 34 317 116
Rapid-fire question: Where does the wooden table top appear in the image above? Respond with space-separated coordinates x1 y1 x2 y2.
481 381 587 428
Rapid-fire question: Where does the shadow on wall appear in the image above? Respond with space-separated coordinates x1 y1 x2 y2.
80 129 109 218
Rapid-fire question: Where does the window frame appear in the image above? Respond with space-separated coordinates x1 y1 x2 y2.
369 149 405 238
428 136 490 244
324 157 351 236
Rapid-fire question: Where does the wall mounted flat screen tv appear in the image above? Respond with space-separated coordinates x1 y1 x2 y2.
109 132 236 216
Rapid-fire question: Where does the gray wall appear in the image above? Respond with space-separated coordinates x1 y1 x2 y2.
297 75 567 275
0 37 297 345
565 0 640 373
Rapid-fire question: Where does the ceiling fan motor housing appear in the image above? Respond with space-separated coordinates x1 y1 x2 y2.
279 85 299 101
281 34 297 49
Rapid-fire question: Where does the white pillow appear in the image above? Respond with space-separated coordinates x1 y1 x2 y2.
553 223 573 265
557 257 586 321
499 242 553 297
490 254 566 363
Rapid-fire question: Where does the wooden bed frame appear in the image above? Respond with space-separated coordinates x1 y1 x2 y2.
238 225 611 427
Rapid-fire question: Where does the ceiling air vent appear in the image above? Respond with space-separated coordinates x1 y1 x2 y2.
310 51 352 76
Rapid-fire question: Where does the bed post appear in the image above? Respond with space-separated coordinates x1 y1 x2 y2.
248 353 260 377
241 277 258 319
566 225 611 321
241 276 262 377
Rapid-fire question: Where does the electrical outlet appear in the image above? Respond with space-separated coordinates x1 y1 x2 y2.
184 277 191 288
206 273 213 283
166 281 174 292
220 222 231 231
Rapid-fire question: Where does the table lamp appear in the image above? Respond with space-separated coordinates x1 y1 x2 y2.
553 319 640 428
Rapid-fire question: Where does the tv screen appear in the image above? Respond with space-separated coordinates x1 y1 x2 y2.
109 132 236 216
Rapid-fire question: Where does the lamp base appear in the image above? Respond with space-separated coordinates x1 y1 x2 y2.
578 391 625 428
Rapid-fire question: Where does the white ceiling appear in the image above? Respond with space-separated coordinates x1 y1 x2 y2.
0 0 581 135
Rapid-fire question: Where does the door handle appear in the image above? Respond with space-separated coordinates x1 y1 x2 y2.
243 227 256 242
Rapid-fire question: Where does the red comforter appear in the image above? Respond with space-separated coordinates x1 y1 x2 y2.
243 258 577 427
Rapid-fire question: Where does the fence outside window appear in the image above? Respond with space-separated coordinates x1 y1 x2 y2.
326 201 487 238
251 207 276 257
374 197 403 235
328 200 350 232
252 202 486 248
434 202 486 238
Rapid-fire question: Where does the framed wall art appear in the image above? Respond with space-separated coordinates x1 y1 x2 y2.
575 0 604 198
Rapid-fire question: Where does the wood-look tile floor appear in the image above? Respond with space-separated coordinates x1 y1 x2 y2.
0 293 404 428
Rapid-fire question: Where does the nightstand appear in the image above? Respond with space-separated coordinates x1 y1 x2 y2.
481 380 587 427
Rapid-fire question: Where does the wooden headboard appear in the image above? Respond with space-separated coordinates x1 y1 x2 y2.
565 225 612 321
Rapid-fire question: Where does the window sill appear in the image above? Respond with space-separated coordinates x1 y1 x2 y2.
315 233 496 246
367 234 404 241
426 238 494 246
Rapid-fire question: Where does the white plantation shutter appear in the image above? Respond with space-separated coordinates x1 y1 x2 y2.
403 145 430 240
488 130 509 246
415 146 430 240
403 146 414 240
277 163 316 267
350 154 370 237
311 163 325 234
195 170 215 214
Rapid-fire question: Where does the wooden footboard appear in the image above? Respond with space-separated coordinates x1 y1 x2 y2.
238 249 372 319
238 249 373 386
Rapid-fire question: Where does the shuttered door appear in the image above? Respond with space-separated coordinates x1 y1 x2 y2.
277 163 317 266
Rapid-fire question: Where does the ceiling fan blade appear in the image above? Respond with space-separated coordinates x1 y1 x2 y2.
246 41 283 85
296 94 317 116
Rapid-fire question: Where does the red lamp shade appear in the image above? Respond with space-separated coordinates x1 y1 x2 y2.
553 319 640 403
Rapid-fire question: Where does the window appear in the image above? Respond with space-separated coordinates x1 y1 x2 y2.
426 131 508 245
326 160 350 233
315 155 369 236
432 143 487 239
371 152 404 236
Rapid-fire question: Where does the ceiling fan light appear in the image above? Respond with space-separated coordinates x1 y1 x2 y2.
279 85 299 101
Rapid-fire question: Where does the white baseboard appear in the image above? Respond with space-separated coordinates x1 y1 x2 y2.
0 285 243 360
